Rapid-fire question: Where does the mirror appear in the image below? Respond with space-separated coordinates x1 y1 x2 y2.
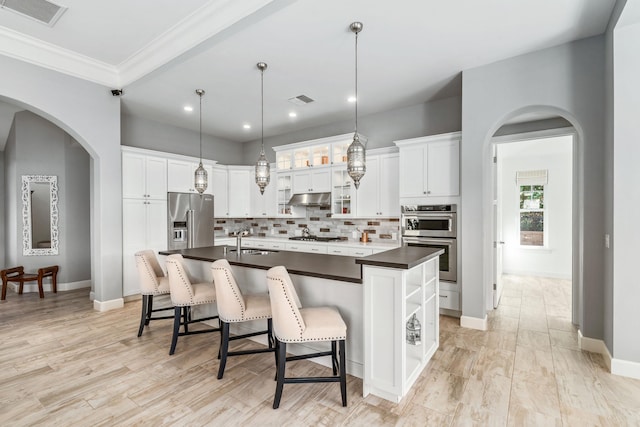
22 175 59 255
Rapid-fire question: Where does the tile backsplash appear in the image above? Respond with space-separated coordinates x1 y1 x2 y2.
214 207 400 244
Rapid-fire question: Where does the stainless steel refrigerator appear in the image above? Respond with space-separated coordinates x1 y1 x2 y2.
167 192 214 250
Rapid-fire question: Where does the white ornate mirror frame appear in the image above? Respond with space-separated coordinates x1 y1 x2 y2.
22 175 59 256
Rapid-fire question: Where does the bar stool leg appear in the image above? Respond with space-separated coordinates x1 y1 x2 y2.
138 295 149 337
169 307 182 355
217 321 230 379
273 340 287 409
339 340 347 407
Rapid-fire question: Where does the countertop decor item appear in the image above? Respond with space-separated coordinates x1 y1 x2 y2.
194 89 208 194
347 21 366 189
254 62 270 195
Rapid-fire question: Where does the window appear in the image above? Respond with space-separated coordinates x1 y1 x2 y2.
517 170 547 247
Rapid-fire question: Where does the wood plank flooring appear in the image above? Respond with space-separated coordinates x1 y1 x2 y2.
1 275 640 426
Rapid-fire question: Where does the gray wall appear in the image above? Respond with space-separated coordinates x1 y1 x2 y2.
461 36 606 340
4 119 17 268
0 54 122 304
242 96 462 163
612 3 640 363
0 150 4 266
121 114 243 165
4 111 91 283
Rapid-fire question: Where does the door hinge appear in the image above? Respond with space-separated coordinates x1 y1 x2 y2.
493 283 497 290
493 156 497 163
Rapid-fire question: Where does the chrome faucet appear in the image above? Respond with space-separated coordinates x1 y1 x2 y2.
235 228 248 253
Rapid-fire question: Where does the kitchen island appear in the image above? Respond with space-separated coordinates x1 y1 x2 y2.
159 244 442 402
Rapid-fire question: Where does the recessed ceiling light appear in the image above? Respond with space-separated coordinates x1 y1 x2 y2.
184 106 193 112
289 112 297 118
243 124 251 129
347 96 357 103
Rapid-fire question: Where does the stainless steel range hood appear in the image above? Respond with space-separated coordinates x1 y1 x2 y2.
288 192 331 207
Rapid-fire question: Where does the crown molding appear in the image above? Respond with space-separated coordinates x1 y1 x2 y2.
118 0 276 86
0 0 276 88
0 26 119 87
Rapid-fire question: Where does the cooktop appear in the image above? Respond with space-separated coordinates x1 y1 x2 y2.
288 236 342 242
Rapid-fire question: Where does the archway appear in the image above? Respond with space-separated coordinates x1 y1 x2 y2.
481 105 584 328
0 55 123 309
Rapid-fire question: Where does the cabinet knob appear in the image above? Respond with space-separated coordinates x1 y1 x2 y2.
427 191 431 194
423 191 427 195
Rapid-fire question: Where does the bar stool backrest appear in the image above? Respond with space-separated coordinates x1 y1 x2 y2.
266 266 305 341
166 254 196 306
211 259 246 321
135 250 166 294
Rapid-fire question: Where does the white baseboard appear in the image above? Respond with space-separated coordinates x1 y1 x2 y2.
93 298 124 311
7 279 91 294
611 358 640 380
578 330 612 371
460 315 488 331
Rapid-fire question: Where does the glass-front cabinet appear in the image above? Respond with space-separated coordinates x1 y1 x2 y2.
277 173 293 215
333 141 351 165
276 151 292 170
312 144 331 166
332 167 356 217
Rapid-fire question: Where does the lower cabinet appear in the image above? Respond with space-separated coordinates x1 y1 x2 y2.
362 256 439 402
285 242 327 254
122 198 167 296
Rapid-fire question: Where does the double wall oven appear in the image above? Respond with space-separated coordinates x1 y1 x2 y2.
401 204 457 282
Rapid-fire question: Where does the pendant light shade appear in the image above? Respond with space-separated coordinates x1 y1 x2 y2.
255 62 270 195
347 21 365 189
194 89 208 194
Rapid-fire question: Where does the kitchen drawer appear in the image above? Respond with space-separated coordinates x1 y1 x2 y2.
439 290 460 311
285 243 327 254
328 247 373 257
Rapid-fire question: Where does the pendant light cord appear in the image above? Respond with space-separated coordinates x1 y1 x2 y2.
354 29 359 135
199 92 203 162
261 67 265 155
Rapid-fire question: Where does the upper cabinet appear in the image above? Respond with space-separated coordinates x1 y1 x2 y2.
250 165 277 217
122 150 167 200
395 132 460 199
273 133 366 170
211 165 229 218
293 168 331 193
355 151 400 217
167 159 214 195
227 166 251 217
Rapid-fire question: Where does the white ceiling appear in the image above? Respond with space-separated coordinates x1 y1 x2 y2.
0 0 617 148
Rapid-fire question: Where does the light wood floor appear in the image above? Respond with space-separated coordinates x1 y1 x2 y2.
1 276 640 426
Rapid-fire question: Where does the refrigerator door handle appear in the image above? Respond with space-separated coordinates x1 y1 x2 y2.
187 209 194 248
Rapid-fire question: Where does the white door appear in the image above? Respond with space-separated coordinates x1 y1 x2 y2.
493 146 504 308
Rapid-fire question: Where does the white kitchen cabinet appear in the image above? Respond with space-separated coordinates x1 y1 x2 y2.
285 242 327 254
355 153 399 217
328 247 373 257
122 151 167 200
211 165 228 218
293 167 331 193
122 198 167 296
395 132 460 199
363 255 439 402
331 167 356 217
227 166 251 217
250 167 277 217
167 159 214 195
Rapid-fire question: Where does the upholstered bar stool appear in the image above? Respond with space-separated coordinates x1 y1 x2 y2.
211 259 274 379
266 266 347 409
134 250 174 337
166 254 220 355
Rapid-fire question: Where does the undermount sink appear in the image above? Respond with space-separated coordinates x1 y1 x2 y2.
229 248 277 255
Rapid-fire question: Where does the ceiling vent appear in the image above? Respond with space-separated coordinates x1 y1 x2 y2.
0 0 67 26
288 95 315 106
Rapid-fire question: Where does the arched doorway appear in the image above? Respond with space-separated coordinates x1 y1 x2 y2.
482 106 583 329
0 56 122 308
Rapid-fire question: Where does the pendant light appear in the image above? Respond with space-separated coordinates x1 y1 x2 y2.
194 89 208 194
255 62 270 195
347 21 366 189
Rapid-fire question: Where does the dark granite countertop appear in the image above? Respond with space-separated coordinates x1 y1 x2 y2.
355 246 444 270
159 245 443 284
159 246 363 283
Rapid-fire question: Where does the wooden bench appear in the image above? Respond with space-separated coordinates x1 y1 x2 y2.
1 265 59 300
